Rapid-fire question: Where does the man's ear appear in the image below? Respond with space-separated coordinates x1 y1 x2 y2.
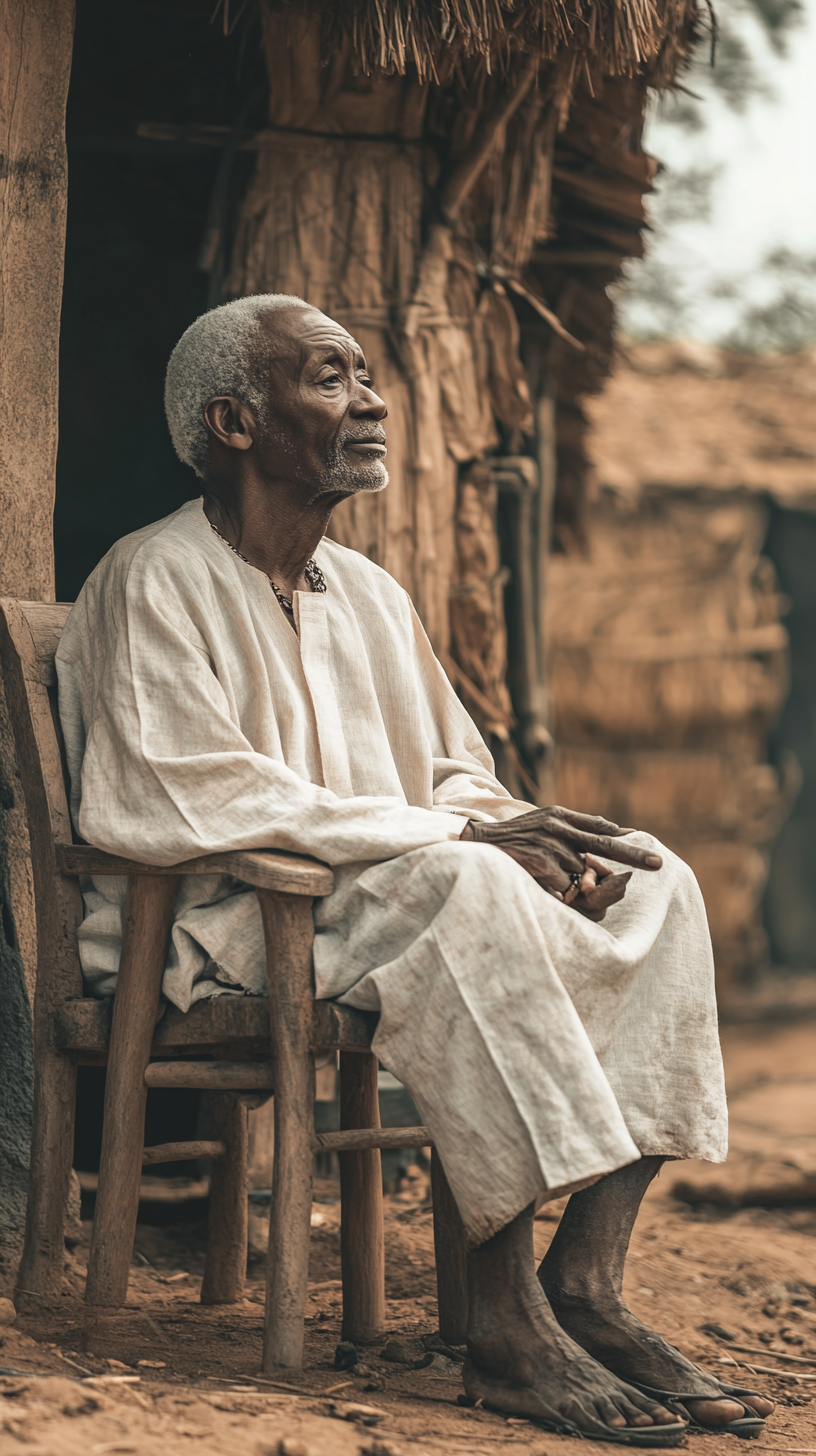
204 396 255 452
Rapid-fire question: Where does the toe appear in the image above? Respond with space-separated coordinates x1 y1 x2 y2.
742 1394 774 1418
626 1410 656 1427
562 1396 629 1433
612 1394 654 1427
686 1397 751 1427
594 1397 630 1429
615 1394 679 1428
650 1404 683 1426
617 1384 680 1428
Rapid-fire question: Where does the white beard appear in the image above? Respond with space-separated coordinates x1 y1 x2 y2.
313 436 389 497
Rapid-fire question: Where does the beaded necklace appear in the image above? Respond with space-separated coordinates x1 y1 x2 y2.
208 517 326 614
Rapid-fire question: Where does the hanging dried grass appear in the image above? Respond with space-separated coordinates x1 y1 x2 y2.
247 0 699 87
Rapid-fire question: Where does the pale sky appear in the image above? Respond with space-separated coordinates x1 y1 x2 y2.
620 0 816 340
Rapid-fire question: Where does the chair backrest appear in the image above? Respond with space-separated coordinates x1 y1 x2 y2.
0 600 83 1000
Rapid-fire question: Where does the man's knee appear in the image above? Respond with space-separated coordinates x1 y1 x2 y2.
635 833 704 914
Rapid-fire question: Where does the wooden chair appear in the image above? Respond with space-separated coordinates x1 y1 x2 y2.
0 598 469 1369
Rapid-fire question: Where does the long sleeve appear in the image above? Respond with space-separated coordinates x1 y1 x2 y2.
57 547 470 868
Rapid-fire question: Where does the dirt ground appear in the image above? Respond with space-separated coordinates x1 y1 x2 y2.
2 1020 815 1456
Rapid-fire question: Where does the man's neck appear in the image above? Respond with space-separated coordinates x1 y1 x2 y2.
203 481 331 598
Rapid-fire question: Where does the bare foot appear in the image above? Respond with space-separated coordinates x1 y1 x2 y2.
465 1295 685 1436
541 1282 774 1426
537 1155 774 1430
467 1207 685 1438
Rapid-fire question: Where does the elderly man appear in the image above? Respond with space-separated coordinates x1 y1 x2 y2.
57 295 772 1442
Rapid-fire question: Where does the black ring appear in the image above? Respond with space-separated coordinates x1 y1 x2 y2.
568 871 583 890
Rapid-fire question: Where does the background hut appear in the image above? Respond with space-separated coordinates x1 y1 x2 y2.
550 339 816 1004
0 0 700 1285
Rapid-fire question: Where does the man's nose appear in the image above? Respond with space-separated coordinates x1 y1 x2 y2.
350 383 387 421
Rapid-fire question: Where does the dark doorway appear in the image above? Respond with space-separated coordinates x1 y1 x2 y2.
56 0 266 602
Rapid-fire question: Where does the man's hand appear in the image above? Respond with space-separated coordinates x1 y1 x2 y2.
459 806 662 923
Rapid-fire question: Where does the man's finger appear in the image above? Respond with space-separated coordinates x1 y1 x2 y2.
575 873 631 920
500 841 586 880
578 863 598 897
584 871 632 907
551 807 625 836
567 830 662 870
564 877 582 905
566 862 599 905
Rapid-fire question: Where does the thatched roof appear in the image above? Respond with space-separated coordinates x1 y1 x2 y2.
257 0 699 87
585 340 816 511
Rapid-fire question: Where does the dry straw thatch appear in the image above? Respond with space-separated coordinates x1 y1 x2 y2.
236 0 699 90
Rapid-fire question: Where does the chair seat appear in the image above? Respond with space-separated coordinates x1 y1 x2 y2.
55 995 378 1060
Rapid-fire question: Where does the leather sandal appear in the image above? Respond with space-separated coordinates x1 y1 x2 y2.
460 1363 689 1446
717 1380 772 1405
629 1380 766 1439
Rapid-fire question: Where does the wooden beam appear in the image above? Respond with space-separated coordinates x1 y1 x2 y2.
58 844 334 898
0 0 75 1300
0 0 74 599
142 1140 226 1165
316 1125 431 1154
339 1051 386 1343
144 1060 274 1091
85 876 176 1307
55 994 377 1056
258 890 316 1372
201 1094 249 1304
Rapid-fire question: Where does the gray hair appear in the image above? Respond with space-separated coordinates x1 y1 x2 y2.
165 293 315 477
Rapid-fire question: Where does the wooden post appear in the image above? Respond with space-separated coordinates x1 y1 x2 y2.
0 602 83 1303
0 0 73 600
532 283 578 806
200 1092 249 1305
84 875 176 1308
339 1050 386 1344
0 0 74 1296
430 1147 468 1345
247 1094 275 1189
532 388 558 804
257 890 316 1372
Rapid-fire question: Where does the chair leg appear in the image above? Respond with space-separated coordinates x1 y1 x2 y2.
431 1147 468 1345
200 1092 248 1304
85 875 176 1308
256 889 315 1372
15 1050 77 1306
339 1050 386 1344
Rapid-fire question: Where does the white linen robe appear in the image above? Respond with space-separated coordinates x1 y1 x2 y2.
56 497 727 1243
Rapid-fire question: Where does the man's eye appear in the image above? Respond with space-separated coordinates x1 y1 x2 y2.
319 373 341 385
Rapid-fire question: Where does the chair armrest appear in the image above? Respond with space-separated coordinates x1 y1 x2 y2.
57 844 334 897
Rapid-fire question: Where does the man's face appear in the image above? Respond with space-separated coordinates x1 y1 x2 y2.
253 307 388 500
